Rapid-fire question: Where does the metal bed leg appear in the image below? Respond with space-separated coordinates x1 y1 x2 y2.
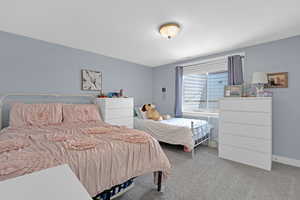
157 171 162 192
192 148 195 159
191 121 195 159
208 128 211 147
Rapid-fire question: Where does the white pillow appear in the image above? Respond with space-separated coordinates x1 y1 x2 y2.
135 107 147 119
140 110 147 119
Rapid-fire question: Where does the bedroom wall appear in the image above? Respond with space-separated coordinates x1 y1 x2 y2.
0 31 152 106
152 35 300 161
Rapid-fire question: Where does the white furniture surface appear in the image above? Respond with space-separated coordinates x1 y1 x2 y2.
0 165 92 200
219 97 272 170
95 98 134 128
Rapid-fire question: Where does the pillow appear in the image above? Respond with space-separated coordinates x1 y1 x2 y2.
134 106 147 119
62 104 102 123
134 107 141 118
10 103 63 127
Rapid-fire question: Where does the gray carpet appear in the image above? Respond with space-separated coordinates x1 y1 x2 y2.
118 144 300 200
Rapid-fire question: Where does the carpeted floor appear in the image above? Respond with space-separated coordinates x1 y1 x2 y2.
118 144 300 200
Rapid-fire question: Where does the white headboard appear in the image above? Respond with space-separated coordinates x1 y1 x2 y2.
0 93 97 129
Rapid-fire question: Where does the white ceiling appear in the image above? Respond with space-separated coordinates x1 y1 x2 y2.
1 0 300 67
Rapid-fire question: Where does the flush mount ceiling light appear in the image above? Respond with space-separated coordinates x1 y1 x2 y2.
159 23 181 39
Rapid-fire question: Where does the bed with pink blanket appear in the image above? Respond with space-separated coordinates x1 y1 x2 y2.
0 102 171 199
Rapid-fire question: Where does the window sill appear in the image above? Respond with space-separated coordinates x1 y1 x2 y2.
183 111 219 118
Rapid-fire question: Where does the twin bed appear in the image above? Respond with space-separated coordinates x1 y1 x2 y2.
134 115 211 152
0 95 171 200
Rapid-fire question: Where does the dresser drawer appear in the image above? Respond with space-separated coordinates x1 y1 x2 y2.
102 98 133 109
95 98 134 128
219 144 272 170
220 99 271 113
102 108 133 120
220 111 271 126
219 134 271 153
220 122 271 140
106 118 133 128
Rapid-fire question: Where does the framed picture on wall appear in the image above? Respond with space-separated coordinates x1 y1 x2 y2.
265 72 288 88
224 86 231 97
81 69 102 91
224 85 243 97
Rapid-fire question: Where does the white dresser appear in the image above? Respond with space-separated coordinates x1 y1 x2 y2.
94 98 134 128
219 97 272 170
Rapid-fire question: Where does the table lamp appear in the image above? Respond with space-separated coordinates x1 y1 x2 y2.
252 72 268 97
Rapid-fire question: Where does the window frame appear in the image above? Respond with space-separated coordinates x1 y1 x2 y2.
181 53 245 117
182 70 228 116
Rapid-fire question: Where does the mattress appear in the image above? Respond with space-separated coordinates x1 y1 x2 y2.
134 117 209 150
160 118 207 128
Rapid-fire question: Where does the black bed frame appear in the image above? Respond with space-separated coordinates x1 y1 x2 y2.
157 171 162 192
93 171 163 200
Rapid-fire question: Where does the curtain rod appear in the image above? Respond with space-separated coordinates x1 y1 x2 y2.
181 54 245 68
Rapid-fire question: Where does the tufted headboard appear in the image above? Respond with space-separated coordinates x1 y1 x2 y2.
0 93 97 129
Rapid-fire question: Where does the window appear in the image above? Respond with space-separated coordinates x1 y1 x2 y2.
182 59 228 114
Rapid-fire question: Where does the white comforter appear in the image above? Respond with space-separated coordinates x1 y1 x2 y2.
134 118 201 150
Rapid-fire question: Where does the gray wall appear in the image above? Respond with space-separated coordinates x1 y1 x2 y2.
1 30 299 161
0 31 152 106
152 35 300 160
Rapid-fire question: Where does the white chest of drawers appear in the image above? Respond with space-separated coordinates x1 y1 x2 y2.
94 98 134 128
218 97 272 170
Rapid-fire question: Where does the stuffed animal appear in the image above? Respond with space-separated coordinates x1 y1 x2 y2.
141 104 171 121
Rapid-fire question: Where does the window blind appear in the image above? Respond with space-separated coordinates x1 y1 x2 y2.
182 58 228 114
183 58 227 75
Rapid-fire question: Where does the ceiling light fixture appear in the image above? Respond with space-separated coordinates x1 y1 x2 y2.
159 23 181 39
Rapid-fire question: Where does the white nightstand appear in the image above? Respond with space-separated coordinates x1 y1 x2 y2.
0 165 92 200
94 98 134 128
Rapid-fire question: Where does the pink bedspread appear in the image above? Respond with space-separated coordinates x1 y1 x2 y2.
0 121 171 196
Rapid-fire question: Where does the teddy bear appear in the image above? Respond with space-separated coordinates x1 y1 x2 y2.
141 104 171 121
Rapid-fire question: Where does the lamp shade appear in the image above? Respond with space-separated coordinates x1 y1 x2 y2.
252 72 268 84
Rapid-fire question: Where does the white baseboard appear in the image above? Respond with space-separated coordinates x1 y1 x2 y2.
272 155 300 168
